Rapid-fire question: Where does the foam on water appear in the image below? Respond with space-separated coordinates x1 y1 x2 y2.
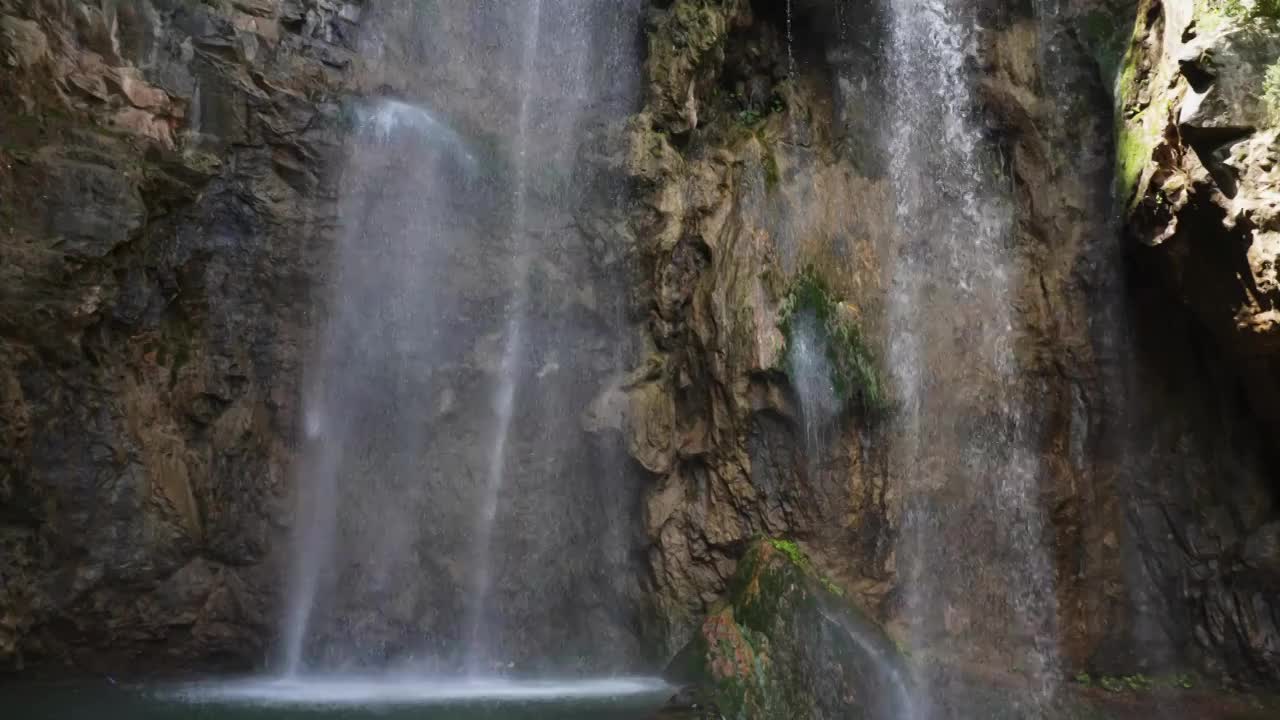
166 676 671 707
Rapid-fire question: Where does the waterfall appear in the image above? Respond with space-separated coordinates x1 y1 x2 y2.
463 0 544 675
785 0 796 77
816 605 916 718
281 99 481 675
787 310 841 461
278 0 649 677
883 0 1060 714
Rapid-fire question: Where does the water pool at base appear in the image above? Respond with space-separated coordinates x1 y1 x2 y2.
2 677 674 720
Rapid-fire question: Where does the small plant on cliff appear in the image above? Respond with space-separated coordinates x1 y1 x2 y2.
767 538 844 597
1206 0 1280 21
1263 61 1280 123
778 266 889 417
769 539 807 567
1080 672 1198 694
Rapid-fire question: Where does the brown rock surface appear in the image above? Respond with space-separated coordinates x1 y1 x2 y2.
0 0 360 673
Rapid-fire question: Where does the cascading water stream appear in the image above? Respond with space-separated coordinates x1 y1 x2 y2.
281 100 481 677
883 0 1059 714
273 1 651 680
788 310 840 461
785 0 796 78
462 0 546 676
815 606 915 718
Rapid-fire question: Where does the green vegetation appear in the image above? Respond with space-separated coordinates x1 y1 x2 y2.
766 538 843 597
1113 21 1170 208
1213 0 1280 21
768 538 806 567
672 539 913 718
778 266 889 416
1196 0 1280 33
1079 9 1133 87
1264 61 1280 122
1072 671 1197 693
729 89 787 128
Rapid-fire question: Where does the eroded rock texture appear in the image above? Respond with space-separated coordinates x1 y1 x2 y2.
0 0 1276 697
1106 0 1280 686
620 0 1280 692
0 0 362 673
665 540 909 720
610 0 899 657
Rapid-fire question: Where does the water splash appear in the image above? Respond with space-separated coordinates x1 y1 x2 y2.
165 676 670 709
360 101 479 170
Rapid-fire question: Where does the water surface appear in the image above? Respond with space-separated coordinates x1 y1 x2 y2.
4 677 672 720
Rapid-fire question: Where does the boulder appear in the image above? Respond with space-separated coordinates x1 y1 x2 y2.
664 539 912 720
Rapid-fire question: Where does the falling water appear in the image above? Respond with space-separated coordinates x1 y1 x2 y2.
816 605 916 718
282 99 481 675
463 0 545 675
883 0 1059 714
279 1 650 678
787 310 841 460
785 0 796 77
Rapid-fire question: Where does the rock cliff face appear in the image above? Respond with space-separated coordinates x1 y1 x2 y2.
0 0 361 673
0 0 1277 702
617 0 1280 695
608 0 924 662
1103 0 1280 686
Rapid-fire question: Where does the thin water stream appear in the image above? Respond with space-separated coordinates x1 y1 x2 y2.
882 0 1059 714
463 0 546 675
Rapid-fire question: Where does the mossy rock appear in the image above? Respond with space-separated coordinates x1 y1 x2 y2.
777 267 888 417
645 0 751 132
665 540 912 720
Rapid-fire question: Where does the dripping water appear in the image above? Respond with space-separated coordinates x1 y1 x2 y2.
785 0 796 77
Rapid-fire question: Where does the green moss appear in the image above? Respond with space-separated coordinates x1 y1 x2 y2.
764 538 844 598
1263 61 1280 122
1205 0 1280 21
777 266 889 417
1113 10 1170 209
1073 671 1198 693
1116 114 1152 204
675 539 909 718
768 538 805 566
762 142 780 190
1080 8 1134 87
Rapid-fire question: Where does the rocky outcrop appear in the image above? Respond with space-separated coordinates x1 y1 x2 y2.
624 0 1280 696
664 539 910 720
1108 0 1280 686
0 0 1276 699
0 0 361 673
614 0 897 656
1120 0 1280 376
